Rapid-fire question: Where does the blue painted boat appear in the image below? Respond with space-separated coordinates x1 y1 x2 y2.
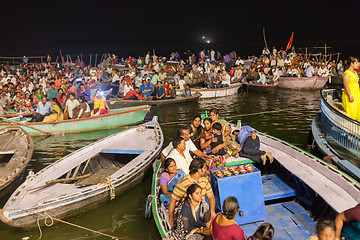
311 89 360 180
149 131 360 240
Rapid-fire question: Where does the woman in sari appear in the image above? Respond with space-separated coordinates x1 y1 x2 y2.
90 90 111 116
174 184 211 240
32 88 43 105
188 115 204 150
73 96 91 119
159 158 186 208
57 88 67 109
43 98 64 122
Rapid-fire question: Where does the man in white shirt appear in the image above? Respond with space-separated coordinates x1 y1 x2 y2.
167 137 192 175
161 128 214 166
220 70 231 87
232 66 243 81
306 65 315 77
112 71 121 83
284 57 292 66
123 81 133 97
317 64 330 77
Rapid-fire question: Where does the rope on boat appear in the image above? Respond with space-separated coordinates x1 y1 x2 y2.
145 194 156 218
159 109 290 126
100 177 116 200
136 124 147 132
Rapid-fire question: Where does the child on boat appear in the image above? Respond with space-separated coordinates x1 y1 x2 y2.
208 122 229 158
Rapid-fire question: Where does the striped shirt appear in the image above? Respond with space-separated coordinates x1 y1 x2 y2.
171 175 213 201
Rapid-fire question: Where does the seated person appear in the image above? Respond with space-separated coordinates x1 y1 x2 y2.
335 203 360 240
43 98 64 122
238 127 274 165
182 84 191 97
73 96 91 119
207 122 229 158
155 81 166 100
173 184 211 240
166 83 176 99
167 137 192 175
34 95 52 122
208 71 222 88
211 196 245 240
140 80 152 99
124 87 145 100
90 90 111 116
168 159 216 229
308 219 336 240
159 158 186 208
247 223 274 240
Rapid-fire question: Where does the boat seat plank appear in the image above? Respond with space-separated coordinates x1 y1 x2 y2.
272 228 291 240
262 174 296 201
282 202 307 214
0 151 15 155
241 223 259 237
101 149 145 155
277 216 296 228
284 226 310 240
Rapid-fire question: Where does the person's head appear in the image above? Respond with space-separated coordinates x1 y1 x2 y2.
41 95 47 104
50 98 59 106
252 223 274 240
36 88 41 94
177 127 190 141
209 109 219 122
172 136 186 152
189 159 206 176
222 196 240 220
191 115 201 128
348 56 360 70
316 220 336 240
164 158 177 174
58 88 63 95
142 80 147 86
157 81 162 87
69 92 76 100
79 95 86 103
233 130 239 138
203 118 212 131
185 183 202 203
50 82 55 89
25 93 30 99
212 122 222 134
135 87 140 93
251 130 257 139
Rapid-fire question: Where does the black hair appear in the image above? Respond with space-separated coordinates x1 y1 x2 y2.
192 115 201 122
176 127 189 138
252 223 274 240
212 122 222 131
222 196 239 220
164 158 175 172
51 98 63 111
50 82 55 86
189 159 206 175
69 92 76 97
210 108 219 115
316 219 336 235
79 95 86 102
172 136 184 149
203 117 212 124
185 183 201 201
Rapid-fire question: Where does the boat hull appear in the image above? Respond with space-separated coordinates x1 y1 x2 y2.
177 83 242 99
243 83 279 93
109 93 201 107
0 105 151 136
278 77 328 89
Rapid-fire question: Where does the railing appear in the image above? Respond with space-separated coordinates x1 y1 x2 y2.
320 89 360 158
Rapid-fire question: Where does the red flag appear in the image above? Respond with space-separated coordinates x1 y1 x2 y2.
285 32 294 51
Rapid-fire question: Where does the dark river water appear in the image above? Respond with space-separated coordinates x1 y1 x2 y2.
0 89 321 240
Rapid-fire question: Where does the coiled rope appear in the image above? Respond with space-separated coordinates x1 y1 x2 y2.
100 177 116 200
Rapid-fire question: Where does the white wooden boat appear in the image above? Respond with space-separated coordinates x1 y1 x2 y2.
176 82 242 99
150 131 360 240
0 127 33 197
278 77 328 89
0 117 163 228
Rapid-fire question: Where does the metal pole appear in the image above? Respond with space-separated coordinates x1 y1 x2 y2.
324 43 327 62
262 27 268 50
336 53 340 64
89 53 92 67
305 47 308 59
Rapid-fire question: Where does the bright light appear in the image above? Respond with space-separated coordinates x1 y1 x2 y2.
202 36 205 39
206 40 210 43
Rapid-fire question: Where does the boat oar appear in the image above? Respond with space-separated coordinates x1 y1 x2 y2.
0 116 53 136
29 173 92 191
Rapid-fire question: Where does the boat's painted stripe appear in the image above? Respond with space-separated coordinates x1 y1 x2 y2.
0 106 151 126
101 149 145 155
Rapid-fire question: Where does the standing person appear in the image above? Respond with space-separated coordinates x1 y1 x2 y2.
342 57 360 121
211 197 245 240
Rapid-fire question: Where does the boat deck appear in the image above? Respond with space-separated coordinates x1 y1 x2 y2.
262 174 297 201
241 201 315 239
328 100 349 117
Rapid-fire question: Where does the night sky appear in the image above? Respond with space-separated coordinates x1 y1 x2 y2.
0 0 359 59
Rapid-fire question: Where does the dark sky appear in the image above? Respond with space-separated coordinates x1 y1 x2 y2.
0 0 359 59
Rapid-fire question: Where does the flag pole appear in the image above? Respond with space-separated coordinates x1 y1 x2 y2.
263 27 268 50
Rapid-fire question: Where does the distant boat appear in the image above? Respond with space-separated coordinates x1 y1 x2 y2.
0 127 33 198
177 82 242 99
311 88 360 180
278 76 328 89
0 105 151 136
0 117 163 228
149 130 360 240
243 81 279 93
109 93 201 107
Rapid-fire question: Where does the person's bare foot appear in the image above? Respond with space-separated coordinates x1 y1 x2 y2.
267 152 274 163
261 154 267 165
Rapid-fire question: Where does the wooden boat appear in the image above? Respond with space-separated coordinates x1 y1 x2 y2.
108 92 201 108
150 131 360 239
310 88 360 180
0 117 163 228
243 81 279 93
0 105 151 137
177 82 242 99
0 127 33 198
327 75 343 86
278 76 328 89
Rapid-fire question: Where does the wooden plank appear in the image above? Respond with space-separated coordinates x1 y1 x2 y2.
284 226 309 240
282 202 307 214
